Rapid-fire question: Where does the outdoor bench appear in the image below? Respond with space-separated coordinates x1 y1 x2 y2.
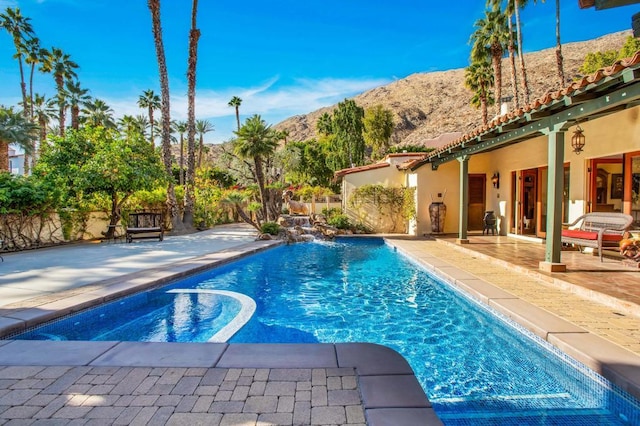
125 212 164 243
561 212 633 261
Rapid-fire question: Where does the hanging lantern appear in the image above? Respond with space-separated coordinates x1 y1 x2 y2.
571 125 586 154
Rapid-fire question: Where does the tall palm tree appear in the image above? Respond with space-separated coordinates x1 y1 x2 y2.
0 106 38 172
471 8 510 118
465 58 495 126
137 89 161 148
486 0 519 109
233 114 278 221
23 37 45 119
195 119 213 167
81 98 116 129
0 7 34 118
228 96 242 131
183 0 201 228
31 93 56 158
554 0 565 87
174 120 187 186
40 47 78 136
148 0 182 231
64 79 90 130
512 0 533 105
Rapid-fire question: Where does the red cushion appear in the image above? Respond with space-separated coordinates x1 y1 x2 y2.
561 229 622 242
562 230 598 240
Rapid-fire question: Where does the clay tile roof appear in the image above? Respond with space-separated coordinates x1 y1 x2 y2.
397 157 427 170
423 50 640 164
334 162 390 178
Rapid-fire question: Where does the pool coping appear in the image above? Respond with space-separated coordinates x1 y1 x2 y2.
0 341 442 425
386 238 640 402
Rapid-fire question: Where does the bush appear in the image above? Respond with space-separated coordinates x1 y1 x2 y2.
261 221 280 235
328 214 351 230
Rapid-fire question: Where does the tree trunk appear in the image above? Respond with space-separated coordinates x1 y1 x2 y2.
507 14 519 109
104 193 122 240
555 0 565 87
0 141 9 171
149 107 154 148
235 204 261 232
492 50 502 117
514 1 530 106
183 0 200 229
148 0 183 232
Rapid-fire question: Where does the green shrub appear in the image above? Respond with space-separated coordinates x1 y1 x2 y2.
328 214 351 229
322 207 342 220
261 221 280 235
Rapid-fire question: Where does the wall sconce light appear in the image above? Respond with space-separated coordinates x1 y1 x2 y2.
491 172 500 189
571 124 586 154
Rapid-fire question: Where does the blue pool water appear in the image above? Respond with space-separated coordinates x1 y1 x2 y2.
12 238 640 425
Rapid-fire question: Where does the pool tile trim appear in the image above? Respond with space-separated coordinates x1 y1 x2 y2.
388 238 640 402
0 240 282 339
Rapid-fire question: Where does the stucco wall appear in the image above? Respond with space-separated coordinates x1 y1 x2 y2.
341 165 408 233
412 105 640 236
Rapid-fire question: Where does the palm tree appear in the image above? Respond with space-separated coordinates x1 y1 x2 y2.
137 89 161 148
31 93 56 158
64 79 90 130
40 47 78 136
0 106 38 172
471 8 510 118
554 0 565 87
221 191 261 232
183 0 201 228
512 0 533 105
233 114 278 221
465 58 495 126
316 112 333 136
195 119 213 167
118 115 145 137
228 96 242 131
148 0 182 231
0 7 35 117
486 0 519 109
174 120 187 186
134 115 150 138
81 98 116 129
23 37 45 119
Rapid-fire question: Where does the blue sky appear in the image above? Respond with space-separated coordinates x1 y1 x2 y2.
1 0 639 144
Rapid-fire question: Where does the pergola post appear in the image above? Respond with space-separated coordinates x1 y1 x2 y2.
457 155 469 244
540 126 567 272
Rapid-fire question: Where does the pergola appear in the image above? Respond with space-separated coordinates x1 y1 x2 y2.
411 54 640 272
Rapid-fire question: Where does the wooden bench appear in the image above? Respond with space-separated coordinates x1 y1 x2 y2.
125 212 164 243
561 212 633 262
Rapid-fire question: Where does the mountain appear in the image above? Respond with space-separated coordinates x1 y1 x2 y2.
274 31 633 147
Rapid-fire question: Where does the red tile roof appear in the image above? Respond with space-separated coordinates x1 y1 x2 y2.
424 50 640 164
334 162 390 178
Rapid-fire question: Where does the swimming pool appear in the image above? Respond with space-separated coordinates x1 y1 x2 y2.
11 238 640 424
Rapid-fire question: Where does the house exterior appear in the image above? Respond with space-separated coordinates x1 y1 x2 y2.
8 147 24 176
335 153 428 233
336 51 640 272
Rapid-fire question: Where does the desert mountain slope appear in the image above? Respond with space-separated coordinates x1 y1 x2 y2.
274 31 632 147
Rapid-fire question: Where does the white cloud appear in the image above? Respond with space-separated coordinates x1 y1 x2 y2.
101 75 390 144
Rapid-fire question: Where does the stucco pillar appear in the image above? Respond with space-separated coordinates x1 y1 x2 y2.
457 155 469 244
540 127 567 273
